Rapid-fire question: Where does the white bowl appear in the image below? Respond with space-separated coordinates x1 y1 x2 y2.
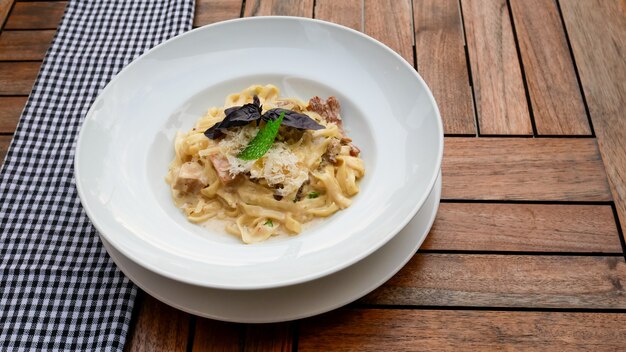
75 17 443 290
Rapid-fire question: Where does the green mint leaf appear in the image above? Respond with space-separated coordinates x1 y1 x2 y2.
238 111 285 160
308 191 319 199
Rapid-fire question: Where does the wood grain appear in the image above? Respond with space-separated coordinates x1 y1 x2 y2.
124 295 190 352
314 0 361 31
192 319 241 351
244 0 314 17
0 96 26 133
192 320 293 351
364 0 413 64
0 0 12 28
0 135 11 163
362 254 626 308
244 323 293 351
442 138 612 201
413 0 475 135
299 309 626 351
194 0 242 27
0 30 55 60
461 0 532 135
0 62 40 95
423 203 622 252
1 2 617 351
560 0 626 237
509 0 589 135
4 1 66 29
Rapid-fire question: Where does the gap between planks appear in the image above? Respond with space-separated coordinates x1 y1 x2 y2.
124 294 190 352
0 0 13 29
461 0 532 135
559 0 626 242
298 308 626 351
360 254 626 309
509 0 590 135
414 0 475 135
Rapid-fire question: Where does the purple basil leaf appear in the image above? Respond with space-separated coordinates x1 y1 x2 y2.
263 109 324 130
204 96 263 139
204 96 325 139
223 104 262 124
204 120 250 139
204 126 223 139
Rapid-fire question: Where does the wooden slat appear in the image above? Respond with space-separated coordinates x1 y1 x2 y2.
0 135 11 163
244 0 314 17
192 320 293 351
0 62 40 95
413 0 475 135
0 96 26 133
314 0 361 31
442 138 612 201
4 1 66 29
299 309 626 351
423 203 622 253
192 319 241 351
0 30 55 60
125 295 190 352
509 0 589 135
461 0 532 135
560 0 626 237
194 0 242 27
364 0 413 64
0 0 12 28
244 323 293 351
362 254 626 308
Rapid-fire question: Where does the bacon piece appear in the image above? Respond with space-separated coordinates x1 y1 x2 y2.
349 144 361 157
208 153 236 184
308 96 361 157
324 138 342 164
308 96 343 131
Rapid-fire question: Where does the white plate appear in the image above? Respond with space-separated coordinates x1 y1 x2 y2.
75 17 443 290
102 171 441 323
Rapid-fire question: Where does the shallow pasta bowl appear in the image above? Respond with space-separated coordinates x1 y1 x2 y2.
75 16 443 290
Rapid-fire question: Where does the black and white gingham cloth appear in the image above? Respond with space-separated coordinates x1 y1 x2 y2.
0 1 194 350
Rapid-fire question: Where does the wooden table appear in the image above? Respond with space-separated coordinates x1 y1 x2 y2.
1 0 625 350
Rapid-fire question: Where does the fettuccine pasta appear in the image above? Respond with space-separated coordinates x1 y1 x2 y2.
166 84 364 243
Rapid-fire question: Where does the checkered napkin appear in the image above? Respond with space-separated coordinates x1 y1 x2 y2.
0 1 194 350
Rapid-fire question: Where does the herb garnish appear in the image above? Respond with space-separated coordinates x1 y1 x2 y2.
204 95 324 139
308 191 319 199
238 112 285 160
264 219 273 226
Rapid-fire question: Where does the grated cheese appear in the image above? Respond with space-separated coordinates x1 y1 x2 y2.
215 126 309 196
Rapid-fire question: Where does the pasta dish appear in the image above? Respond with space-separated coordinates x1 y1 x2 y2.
166 85 364 243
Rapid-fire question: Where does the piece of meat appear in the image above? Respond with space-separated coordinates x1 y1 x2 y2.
341 137 361 157
349 147 360 157
309 97 360 157
208 153 236 184
308 96 343 131
324 138 342 164
173 162 208 193
293 180 308 202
